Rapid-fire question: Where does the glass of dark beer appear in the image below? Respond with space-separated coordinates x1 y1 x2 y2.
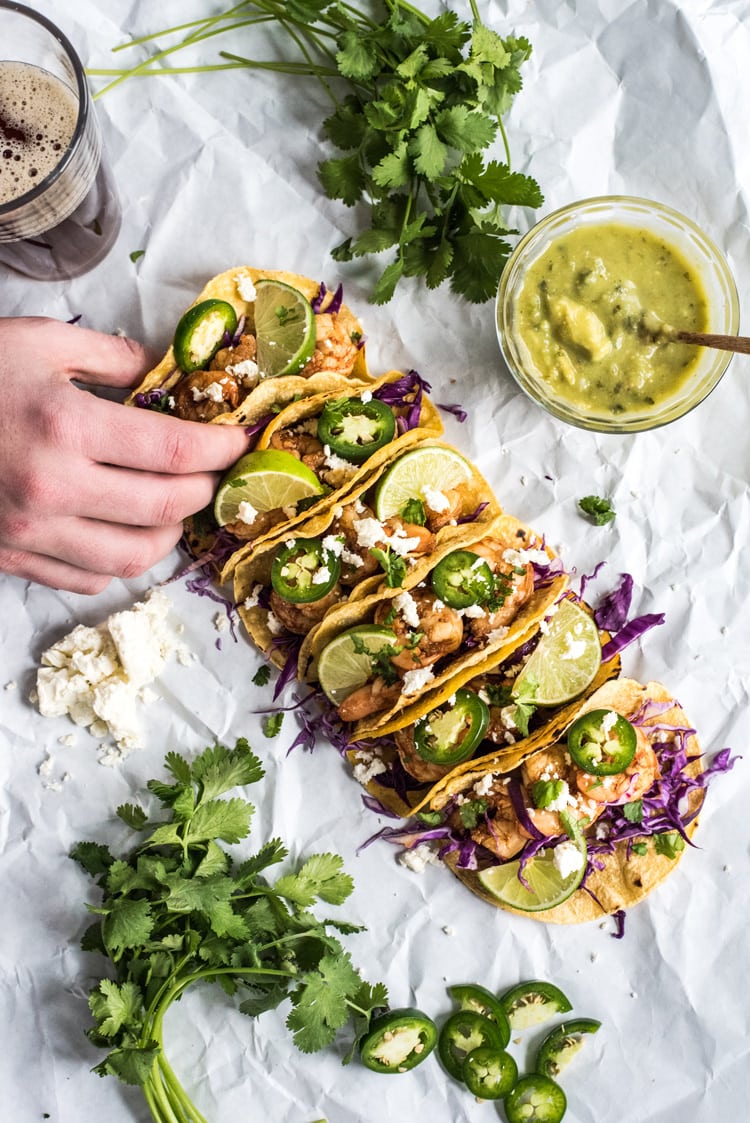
0 1 121 280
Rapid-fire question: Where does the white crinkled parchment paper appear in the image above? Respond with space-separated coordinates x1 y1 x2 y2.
1 2 749 1121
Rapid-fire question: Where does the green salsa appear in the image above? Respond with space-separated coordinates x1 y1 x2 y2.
514 223 709 416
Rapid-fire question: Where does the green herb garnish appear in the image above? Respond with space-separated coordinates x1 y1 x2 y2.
369 545 408 588
72 740 386 1121
399 497 427 526
263 712 285 737
578 495 616 526
458 797 488 830
91 2 542 304
653 831 686 859
252 664 272 687
129 249 145 263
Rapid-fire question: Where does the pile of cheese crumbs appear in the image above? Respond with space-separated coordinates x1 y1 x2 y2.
34 589 192 762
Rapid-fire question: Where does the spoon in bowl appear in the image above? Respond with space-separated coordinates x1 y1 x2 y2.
637 312 750 355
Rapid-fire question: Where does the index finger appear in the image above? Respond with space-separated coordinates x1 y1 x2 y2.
81 393 251 475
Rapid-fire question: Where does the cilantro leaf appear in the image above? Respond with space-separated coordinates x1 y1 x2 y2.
274 853 354 907
89 980 144 1038
579 495 616 526
252 664 271 687
263 712 285 738
654 831 686 859
287 953 363 1052
369 545 407 588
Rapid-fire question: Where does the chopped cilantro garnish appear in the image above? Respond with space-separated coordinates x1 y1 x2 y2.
369 546 407 588
399 498 427 526
458 798 489 830
654 831 686 859
263 712 284 738
578 495 616 526
252 664 271 687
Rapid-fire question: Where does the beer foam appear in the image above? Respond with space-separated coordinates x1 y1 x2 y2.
0 61 78 206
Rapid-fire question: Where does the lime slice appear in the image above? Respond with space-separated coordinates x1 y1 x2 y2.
316 625 397 706
512 599 602 707
477 836 587 913
254 278 316 377
374 445 474 520
213 449 324 526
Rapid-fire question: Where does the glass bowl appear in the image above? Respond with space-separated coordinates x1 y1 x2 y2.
496 196 739 433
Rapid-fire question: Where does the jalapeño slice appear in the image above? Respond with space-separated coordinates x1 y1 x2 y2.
413 689 490 766
567 708 637 775
430 549 494 609
448 983 510 1040
359 1007 437 1074
462 1046 518 1100
316 397 396 464
438 1010 507 1082
173 299 238 372
504 1074 567 1123
535 1018 602 1079
500 981 573 1030
270 537 341 604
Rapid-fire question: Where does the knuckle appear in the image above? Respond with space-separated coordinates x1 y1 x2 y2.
162 428 196 474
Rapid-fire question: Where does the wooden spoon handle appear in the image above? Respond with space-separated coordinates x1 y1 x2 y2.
673 330 750 355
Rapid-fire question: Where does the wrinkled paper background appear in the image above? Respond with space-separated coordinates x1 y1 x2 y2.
2 2 749 1121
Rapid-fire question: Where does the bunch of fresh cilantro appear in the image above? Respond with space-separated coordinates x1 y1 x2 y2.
72 739 386 1123
92 1 543 303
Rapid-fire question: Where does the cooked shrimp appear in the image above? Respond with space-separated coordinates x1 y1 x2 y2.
422 484 468 531
520 745 603 837
465 536 535 639
393 725 451 784
171 369 240 422
210 333 258 371
224 508 288 542
337 677 402 723
300 312 360 376
449 777 529 861
382 517 435 556
576 727 660 804
374 588 463 670
269 427 327 471
268 586 342 635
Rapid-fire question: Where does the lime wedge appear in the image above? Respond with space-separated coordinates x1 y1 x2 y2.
254 278 316 377
512 599 602 707
213 449 324 526
477 836 587 913
374 445 474 520
316 625 398 706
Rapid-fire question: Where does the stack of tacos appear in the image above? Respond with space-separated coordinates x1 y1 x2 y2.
132 266 733 925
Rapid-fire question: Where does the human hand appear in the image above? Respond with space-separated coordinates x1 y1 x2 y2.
0 317 249 594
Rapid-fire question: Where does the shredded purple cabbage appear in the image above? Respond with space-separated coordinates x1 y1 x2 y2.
134 387 171 411
269 634 303 700
245 413 274 439
361 793 402 819
373 369 430 431
578 561 607 603
600 613 665 662
594 572 634 632
437 402 468 423
311 281 343 315
456 501 488 526
222 314 246 348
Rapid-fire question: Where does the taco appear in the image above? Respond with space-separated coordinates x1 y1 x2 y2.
306 512 568 738
346 600 622 818
215 370 445 580
126 267 369 426
396 678 731 923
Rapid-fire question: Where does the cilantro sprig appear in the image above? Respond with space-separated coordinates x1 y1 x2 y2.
91 1 542 303
72 740 386 1122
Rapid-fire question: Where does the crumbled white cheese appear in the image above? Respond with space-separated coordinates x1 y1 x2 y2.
35 589 187 752
4 680 17 691
322 444 355 473
190 380 225 403
402 666 435 696
398 843 441 873
387 529 422 556
243 584 264 610
458 603 486 619
502 546 549 567
322 534 345 557
421 485 450 513
265 611 284 636
214 612 230 633
353 517 387 550
351 749 388 786
486 626 509 644
225 358 259 384
601 710 619 734
392 590 420 628
552 840 585 879
473 773 495 798
544 780 571 811
360 390 373 403
236 501 258 525
312 565 331 586
235 273 257 302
